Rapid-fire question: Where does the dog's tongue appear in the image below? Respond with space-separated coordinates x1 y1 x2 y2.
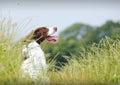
46 36 59 42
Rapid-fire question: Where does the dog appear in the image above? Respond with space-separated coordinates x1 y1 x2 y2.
21 26 58 81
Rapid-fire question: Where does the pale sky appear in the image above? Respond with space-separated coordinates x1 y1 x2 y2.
0 0 120 38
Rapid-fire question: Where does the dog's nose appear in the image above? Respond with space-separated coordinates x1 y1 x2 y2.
53 27 57 31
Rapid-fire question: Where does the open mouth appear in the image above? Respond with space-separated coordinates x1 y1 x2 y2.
46 36 59 42
46 27 59 42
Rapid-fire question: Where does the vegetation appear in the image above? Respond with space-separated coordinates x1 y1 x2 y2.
49 37 120 85
0 18 120 85
43 20 120 66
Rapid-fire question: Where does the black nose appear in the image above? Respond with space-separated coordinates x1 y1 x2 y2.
53 27 57 31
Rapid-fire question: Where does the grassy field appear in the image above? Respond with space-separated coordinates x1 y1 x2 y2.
0 20 120 85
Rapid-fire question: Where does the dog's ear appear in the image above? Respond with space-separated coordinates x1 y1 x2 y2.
23 30 35 42
32 27 48 40
33 28 42 39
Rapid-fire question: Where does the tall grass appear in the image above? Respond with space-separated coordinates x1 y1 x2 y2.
48 37 120 85
0 19 120 85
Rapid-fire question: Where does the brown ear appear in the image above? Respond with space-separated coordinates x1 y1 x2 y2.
23 30 35 42
32 28 43 40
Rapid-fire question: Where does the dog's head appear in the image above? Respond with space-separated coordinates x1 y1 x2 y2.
24 26 58 44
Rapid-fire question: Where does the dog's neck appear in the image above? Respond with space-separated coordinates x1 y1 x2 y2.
25 40 40 49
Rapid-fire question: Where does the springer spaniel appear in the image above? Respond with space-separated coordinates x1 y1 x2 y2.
21 27 58 81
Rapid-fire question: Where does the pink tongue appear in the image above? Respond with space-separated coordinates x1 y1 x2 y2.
46 36 59 42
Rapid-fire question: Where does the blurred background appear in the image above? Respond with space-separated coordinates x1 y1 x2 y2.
0 0 120 35
0 0 120 66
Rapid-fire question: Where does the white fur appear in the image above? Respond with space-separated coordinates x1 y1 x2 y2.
48 27 56 35
21 40 47 80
